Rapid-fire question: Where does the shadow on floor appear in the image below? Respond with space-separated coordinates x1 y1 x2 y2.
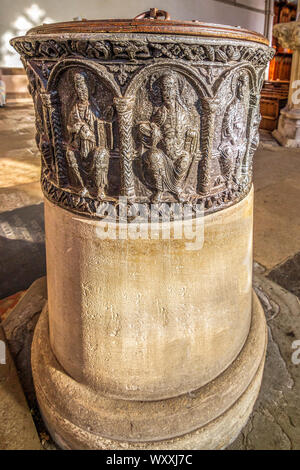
0 203 45 299
268 252 300 300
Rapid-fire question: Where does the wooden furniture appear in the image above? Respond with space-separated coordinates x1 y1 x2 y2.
260 1 296 130
260 80 289 131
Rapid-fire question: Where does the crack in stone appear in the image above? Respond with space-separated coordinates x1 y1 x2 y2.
253 283 280 322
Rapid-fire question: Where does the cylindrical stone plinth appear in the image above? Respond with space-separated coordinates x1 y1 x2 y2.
11 10 274 449
31 188 267 450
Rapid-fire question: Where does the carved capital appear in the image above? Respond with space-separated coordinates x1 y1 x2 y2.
114 96 135 114
273 21 300 50
202 97 221 113
40 92 52 108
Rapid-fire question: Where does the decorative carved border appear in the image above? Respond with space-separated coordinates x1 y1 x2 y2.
41 170 250 221
11 36 274 66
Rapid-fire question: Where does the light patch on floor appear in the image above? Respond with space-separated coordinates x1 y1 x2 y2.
0 102 40 188
253 145 300 270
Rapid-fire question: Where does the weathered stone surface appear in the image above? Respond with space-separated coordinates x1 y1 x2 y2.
0 325 41 450
32 292 266 449
44 190 254 401
10 25 273 219
2 266 299 450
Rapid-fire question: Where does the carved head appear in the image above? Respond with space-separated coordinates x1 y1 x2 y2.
160 72 178 106
74 72 89 102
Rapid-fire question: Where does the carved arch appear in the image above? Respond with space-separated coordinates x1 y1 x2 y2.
213 63 257 96
47 59 121 96
44 60 121 190
125 61 212 98
125 61 206 201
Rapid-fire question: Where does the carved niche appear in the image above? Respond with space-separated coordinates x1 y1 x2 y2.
132 69 201 202
215 71 251 189
57 68 115 198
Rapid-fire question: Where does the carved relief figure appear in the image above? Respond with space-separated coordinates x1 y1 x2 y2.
27 69 53 175
244 103 261 183
139 72 199 202
218 74 249 187
65 72 110 198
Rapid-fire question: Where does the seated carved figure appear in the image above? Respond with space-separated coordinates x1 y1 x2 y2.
66 72 110 198
218 75 248 187
139 72 198 202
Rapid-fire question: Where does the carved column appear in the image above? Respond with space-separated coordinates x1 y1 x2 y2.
273 13 300 147
241 92 260 182
199 97 220 194
39 91 54 172
41 91 67 186
114 96 136 200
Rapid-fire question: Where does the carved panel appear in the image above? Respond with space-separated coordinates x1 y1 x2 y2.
131 69 201 202
57 68 115 198
12 34 274 219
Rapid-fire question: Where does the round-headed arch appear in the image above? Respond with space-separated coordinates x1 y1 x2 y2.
125 61 212 99
213 63 258 97
47 59 121 97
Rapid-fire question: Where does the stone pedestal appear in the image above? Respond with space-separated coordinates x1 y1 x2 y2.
32 189 267 450
11 10 274 449
273 9 300 147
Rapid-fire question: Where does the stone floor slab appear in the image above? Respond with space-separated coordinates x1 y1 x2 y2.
0 182 43 214
253 179 300 270
268 251 300 300
2 270 299 450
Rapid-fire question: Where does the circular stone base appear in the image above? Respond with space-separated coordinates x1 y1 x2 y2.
32 292 267 450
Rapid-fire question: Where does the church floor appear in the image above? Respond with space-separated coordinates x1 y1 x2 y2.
0 102 299 450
